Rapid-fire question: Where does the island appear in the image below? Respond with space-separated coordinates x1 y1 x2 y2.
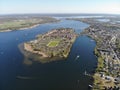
21 28 78 64
0 15 59 32
68 17 120 89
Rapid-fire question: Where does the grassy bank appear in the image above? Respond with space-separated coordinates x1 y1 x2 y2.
93 47 105 90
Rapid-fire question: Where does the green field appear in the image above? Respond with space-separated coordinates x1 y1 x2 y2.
0 19 39 30
47 40 60 47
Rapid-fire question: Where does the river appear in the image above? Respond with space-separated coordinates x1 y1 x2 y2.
0 19 97 90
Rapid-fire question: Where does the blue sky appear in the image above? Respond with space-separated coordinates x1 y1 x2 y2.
0 0 120 14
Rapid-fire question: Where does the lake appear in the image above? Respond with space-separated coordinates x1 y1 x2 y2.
0 19 97 90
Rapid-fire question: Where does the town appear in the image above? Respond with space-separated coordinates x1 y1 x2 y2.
67 17 120 89
78 17 120 90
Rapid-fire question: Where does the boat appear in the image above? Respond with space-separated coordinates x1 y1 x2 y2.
75 55 80 60
84 70 87 75
90 40 94 42
84 70 91 76
88 85 93 88
77 55 80 58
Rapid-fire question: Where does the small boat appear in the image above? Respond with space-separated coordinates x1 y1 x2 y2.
84 70 91 76
77 55 80 58
84 70 87 75
88 85 93 88
90 40 94 42
75 55 80 60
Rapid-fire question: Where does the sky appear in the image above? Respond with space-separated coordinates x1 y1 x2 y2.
0 0 120 14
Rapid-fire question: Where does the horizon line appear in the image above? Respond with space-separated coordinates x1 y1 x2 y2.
0 13 120 16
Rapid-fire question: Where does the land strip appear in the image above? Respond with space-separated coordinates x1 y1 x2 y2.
69 17 120 89
0 15 59 32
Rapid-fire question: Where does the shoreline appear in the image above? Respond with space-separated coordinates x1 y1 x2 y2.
24 43 48 58
0 23 47 32
0 24 41 32
19 43 66 64
0 18 60 33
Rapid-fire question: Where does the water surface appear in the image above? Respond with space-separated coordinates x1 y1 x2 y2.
97 19 110 22
0 19 97 90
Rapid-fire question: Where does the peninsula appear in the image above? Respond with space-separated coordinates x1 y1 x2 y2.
22 28 77 63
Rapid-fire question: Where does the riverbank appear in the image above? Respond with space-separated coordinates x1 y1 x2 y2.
0 24 40 32
0 16 59 32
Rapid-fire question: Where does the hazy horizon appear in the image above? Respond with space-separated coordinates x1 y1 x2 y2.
0 0 120 15
0 12 120 15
